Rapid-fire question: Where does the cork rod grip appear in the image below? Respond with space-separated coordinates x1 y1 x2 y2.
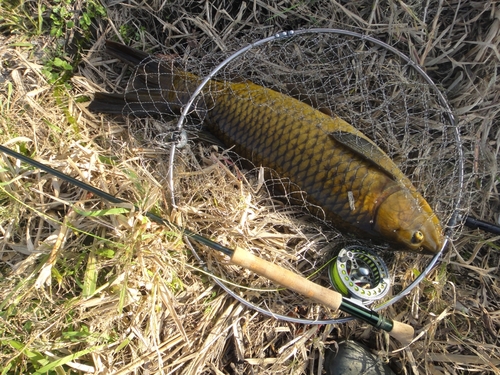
230 247 343 311
388 320 415 346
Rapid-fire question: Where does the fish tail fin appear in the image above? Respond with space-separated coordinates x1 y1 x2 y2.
89 91 184 116
105 40 151 67
88 92 126 114
89 41 209 117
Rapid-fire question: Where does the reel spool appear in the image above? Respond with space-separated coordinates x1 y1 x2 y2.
328 246 390 305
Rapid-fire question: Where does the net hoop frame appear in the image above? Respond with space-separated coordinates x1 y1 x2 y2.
168 28 464 324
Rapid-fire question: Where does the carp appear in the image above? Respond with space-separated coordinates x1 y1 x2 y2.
89 41 443 254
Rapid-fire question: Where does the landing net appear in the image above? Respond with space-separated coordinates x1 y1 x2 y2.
121 29 466 324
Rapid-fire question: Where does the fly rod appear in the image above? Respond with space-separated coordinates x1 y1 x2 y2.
0 144 414 345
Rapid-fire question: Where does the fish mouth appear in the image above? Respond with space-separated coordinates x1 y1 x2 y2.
392 233 443 254
412 214 444 254
421 230 444 254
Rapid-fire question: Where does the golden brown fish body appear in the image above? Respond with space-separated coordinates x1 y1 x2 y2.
89 41 443 253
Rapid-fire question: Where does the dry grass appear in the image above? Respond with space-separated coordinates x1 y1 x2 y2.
0 0 499 374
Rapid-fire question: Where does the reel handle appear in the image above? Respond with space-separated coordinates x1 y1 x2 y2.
231 247 414 345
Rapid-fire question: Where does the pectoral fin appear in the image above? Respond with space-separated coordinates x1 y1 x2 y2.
330 130 405 182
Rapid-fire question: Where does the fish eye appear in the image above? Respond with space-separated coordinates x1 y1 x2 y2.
411 231 424 244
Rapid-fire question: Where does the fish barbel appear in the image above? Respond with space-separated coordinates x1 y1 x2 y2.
89 41 443 254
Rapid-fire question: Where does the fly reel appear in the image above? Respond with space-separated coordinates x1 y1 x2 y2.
328 245 391 305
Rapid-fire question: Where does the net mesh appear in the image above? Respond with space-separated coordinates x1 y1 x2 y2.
117 30 466 321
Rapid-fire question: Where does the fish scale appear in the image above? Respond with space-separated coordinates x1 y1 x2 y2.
89 41 443 254
206 82 393 234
